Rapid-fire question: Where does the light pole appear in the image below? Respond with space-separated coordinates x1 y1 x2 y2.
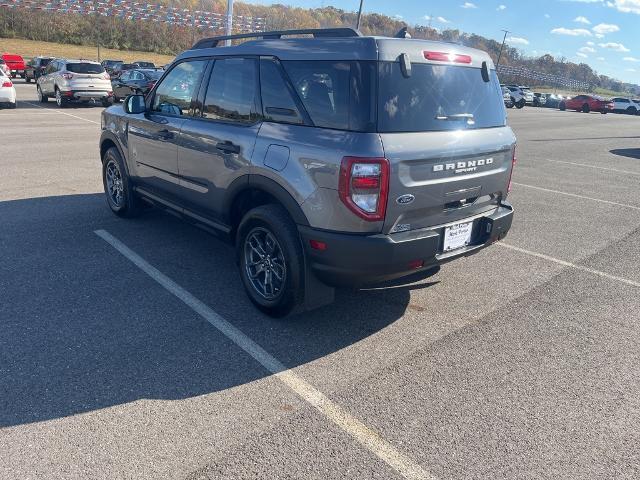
356 0 364 30
225 0 233 46
496 29 510 67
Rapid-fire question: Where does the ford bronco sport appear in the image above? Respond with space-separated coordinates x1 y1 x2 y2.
99 27 515 317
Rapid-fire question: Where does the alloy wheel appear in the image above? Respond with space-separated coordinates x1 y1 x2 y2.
105 159 124 208
243 227 286 301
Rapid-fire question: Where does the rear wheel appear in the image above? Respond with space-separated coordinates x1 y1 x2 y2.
516 99 525 109
559 102 566 111
101 97 113 108
55 88 67 108
627 107 637 115
25 75 31 83
237 204 305 317
8 101 16 109
102 147 142 218
37 85 48 103
582 104 590 113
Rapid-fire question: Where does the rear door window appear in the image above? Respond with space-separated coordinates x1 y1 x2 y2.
259 59 303 125
377 62 506 132
201 57 260 124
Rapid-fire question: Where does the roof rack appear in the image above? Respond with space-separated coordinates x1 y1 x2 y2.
191 27 362 49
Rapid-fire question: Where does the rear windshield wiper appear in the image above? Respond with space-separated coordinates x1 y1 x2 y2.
435 113 475 125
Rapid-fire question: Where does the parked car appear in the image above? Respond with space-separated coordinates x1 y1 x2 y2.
502 86 514 108
1 53 26 78
0 59 10 77
133 61 155 68
110 63 137 78
559 94 613 114
502 85 525 108
99 27 516 316
111 68 163 101
37 59 113 107
517 86 535 105
532 92 547 107
101 59 124 76
540 93 562 109
0 70 17 108
610 97 640 115
24 56 53 83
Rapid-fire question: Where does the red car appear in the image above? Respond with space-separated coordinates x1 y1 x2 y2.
559 94 614 114
1 53 26 78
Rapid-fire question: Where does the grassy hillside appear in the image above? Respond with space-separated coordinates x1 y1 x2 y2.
0 37 175 65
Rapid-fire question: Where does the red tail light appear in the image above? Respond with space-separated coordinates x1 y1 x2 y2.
62 72 73 80
1 80 12 87
507 146 517 193
339 157 389 221
424 51 472 64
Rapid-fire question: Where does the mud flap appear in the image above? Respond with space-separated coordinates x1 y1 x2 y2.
302 259 335 312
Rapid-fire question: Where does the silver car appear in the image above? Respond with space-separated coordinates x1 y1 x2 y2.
99 27 515 316
37 59 114 107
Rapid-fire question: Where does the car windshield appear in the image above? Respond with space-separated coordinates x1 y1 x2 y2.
66 63 105 74
378 62 506 132
40 58 52 66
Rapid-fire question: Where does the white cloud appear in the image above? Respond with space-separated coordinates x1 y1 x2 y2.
595 33 605 38
393 14 403 19
551 27 593 36
580 46 596 53
592 23 620 34
497 4 507 10
506 36 530 45
598 42 630 52
574 16 591 24
545 13 551 18
577 52 589 58
609 0 640 15
586 41 595 45
597 56 606 61
436 16 451 24
623 56 640 61
461 2 477 8
626 68 637 72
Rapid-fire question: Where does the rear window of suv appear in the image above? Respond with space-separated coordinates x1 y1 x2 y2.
66 63 105 74
377 62 506 133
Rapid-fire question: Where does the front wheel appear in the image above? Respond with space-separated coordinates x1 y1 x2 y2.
582 104 590 113
516 99 525 109
237 204 305 317
102 147 142 218
37 85 48 103
627 107 637 115
559 102 566 111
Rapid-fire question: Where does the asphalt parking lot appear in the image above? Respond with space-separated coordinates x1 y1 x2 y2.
2 80 640 479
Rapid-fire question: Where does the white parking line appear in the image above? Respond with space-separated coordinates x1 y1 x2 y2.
546 159 640 176
20 100 100 125
513 182 640 211
499 243 640 288
94 229 435 480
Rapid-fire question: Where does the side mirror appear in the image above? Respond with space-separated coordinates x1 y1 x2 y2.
124 94 146 114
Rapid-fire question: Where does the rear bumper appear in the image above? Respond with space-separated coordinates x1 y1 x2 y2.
299 202 514 287
61 89 112 101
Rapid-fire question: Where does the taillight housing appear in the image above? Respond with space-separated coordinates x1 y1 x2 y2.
101 72 110 80
339 157 390 221
507 146 517 194
1 80 12 88
62 72 73 80
424 51 472 64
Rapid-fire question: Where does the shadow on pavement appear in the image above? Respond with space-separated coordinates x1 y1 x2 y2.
610 148 640 160
0 193 435 427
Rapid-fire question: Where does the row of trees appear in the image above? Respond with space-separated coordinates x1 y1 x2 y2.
0 1 637 93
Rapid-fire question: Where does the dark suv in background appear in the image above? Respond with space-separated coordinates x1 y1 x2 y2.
24 56 53 83
99 28 515 316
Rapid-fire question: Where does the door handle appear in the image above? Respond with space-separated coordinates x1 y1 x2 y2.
157 129 174 140
216 141 240 154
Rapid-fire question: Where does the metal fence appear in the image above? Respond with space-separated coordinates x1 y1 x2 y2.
0 0 266 33
497 64 591 91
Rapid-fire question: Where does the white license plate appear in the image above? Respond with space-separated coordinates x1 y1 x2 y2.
443 221 473 252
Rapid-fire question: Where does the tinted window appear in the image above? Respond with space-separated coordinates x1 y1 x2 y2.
282 60 375 132
202 58 259 124
260 59 303 125
143 70 163 80
135 62 155 68
66 63 105 74
39 58 51 67
119 71 131 81
378 62 506 133
152 60 206 116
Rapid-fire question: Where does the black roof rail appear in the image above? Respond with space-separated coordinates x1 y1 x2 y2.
191 27 362 49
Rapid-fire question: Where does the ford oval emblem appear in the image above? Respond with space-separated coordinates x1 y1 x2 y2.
396 194 415 205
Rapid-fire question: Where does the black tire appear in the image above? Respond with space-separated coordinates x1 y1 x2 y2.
37 85 48 103
559 102 566 111
582 103 590 113
237 204 305 317
25 75 31 83
516 99 525 109
627 107 637 115
101 147 142 218
506 102 514 109
101 97 113 108
601 110 607 114
8 101 16 109
55 88 67 108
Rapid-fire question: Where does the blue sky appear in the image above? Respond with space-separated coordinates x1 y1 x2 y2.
247 0 640 84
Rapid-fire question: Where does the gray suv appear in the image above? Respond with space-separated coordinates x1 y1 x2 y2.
99 28 515 317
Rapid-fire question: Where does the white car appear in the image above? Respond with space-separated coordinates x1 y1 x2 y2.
0 72 17 109
37 59 113 108
610 97 640 115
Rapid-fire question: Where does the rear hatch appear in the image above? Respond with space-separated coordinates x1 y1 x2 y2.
3 55 25 70
65 62 111 91
375 50 516 235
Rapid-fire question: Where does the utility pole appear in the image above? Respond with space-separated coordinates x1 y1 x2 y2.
225 0 233 46
496 29 510 67
356 0 364 30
